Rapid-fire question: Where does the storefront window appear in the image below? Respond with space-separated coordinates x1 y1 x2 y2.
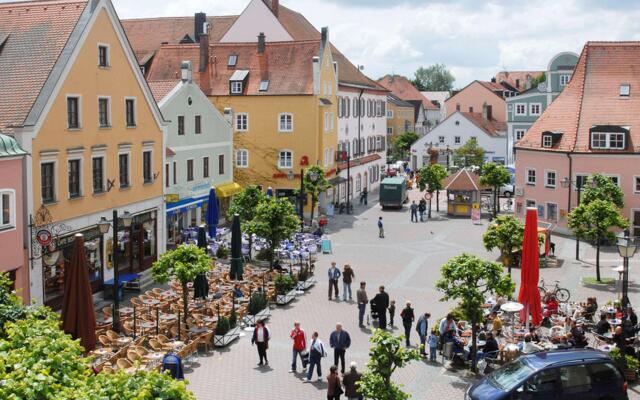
115 210 157 273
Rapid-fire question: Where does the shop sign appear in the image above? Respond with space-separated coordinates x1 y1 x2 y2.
471 203 481 225
36 229 53 246
165 194 180 203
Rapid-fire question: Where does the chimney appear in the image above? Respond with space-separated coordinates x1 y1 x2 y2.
181 60 192 82
258 33 268 81
320 27 328 55
490 77 496 83
194 12 206 43
257 32 265 54
223 108 233 126
272 0 279 17
312 56 320 95
199 31 211 93
515 78 520 89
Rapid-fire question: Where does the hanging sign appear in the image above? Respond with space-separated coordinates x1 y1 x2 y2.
36 229 53 246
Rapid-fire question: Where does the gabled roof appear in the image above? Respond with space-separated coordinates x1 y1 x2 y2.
387 93 414 108
148 79 180 103
461 112 506 137
446 80 507 105
516 41 640 153
377 75 438 110
0 0 88 133
443 168 486 191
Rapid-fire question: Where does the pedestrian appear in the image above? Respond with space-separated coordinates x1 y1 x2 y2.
304 332 327 382
427 328 439 362
377 217 384 238
410 201 418 222
418 199 426 222
388 300 396 327
329 322 351 374
415 312 430 356
400 301 415 346
289 321 307 373
342 264 354 301
371 286 390 330
362 188 368 205
342 361 362 400
251 320 270 366
356 281 368 327
327 365 343 400
328 262 341 301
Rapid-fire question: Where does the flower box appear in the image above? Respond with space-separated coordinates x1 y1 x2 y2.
276 288 297 305
296 277 316 291
213 326 241 347
243 307 271 326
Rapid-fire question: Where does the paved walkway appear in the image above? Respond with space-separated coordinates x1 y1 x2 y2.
185 188 640 399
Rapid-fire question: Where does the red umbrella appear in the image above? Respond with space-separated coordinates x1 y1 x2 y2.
518 208 542 326
61 233 97 352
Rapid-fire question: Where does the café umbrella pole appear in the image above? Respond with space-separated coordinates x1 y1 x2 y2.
177 309 181 341
156 307 160 336
133 305 137 339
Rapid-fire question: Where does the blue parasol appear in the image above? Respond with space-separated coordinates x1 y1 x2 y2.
206 187 219 238
266 186 273 198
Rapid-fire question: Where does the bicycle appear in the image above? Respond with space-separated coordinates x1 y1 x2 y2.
538 278 570 302
503 198 513 212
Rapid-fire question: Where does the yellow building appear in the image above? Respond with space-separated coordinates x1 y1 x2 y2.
386 94 417 139
0 0 167 307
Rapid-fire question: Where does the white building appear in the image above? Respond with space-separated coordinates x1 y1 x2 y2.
410 108 507 170
421 90 450 124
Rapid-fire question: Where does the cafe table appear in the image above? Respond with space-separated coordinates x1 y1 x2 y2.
143 299 161 307
116 337 133 346
159 313 177 321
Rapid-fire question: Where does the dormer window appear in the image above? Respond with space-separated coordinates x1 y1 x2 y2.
542 135 553 148
620 84 630 97
231 81 243 94
541 131 562 148
229 70 249 95
590 126 628 150
228 55 237 67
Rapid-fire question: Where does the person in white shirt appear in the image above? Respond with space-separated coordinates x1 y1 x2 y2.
303 332 326 382
522 333 543 354
251 320 271 366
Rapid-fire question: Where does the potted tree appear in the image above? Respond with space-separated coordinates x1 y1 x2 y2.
243 291 270 326
610 347 638 382
295 264 316 291
274 274 298 305
246 198 299 268
214 309 241 347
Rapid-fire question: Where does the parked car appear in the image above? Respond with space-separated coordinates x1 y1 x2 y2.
499 183 514 197
466 349 628 400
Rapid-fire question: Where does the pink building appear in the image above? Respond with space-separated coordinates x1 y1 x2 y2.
0 133 28 302
445 80 514 123
515 42 640 235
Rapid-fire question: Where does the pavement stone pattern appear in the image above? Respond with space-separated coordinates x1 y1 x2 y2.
185 188 640 399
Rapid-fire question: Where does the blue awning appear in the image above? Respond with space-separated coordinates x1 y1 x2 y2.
166 194 209 216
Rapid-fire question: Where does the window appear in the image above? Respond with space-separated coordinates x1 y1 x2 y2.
387 127 393 135
337 97 343 118
345 98 350 118
560 74 571 86
230 81 243 94
218 154 225 175
119 154 130 188
279 113 293 132
186 159 194 182
526 168 536 185
125 98 136 127
635 176 640 194
98 44 109 67
559 365 592 395
438 136 445 144
591 132 625 149
547 203 558 221
387 110 393 119
278 151 293 168
165 163 169 188
356 174 362 192
469 106 473 113
525 199 536 209
545 170 556 188
456 103 460 111
589 362 622 384
67 96 80 129
542 135 553 148
202 156 209 178
66 159 81 198
515 103 526 116
529 103 541 116
620 84 631 97
98 97 110 128
259 80 269 92
605 175 620 187
454 136 461 144
235 150 248 168
537 204 545 218
0 190 14 229
515 129 526 140
178 116 185 135
172 161 177 185
92 157 104 193
235 113 248 132
522 368 559 395
195 115 202 134
324 112 334 131
143 151 152 183
227 55 237 67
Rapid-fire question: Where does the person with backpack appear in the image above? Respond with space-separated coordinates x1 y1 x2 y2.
304 331 327 382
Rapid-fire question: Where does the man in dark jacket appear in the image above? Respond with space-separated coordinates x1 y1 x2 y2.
329 322 351 374
418 199 427 222
371 286 390 330
415 312 430 356
342 361 363 400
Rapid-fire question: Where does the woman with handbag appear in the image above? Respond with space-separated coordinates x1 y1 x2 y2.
327 365 344 399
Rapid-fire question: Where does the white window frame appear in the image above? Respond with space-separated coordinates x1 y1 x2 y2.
235 149 248 168
230 81 243 94
202 156 210 178
529 103 542 116
97 43 110 68
124 96 136 128
186 158 195 182
387 110 393 119
278 150 293 169
605 174 621 187
438 136 445 144
515 129 526 141
324 112 334 132
542 135 553 148
387 127 393 135
454 136 461 144
278 113 293 132
546 202 558 221
66 94 82 130
91 153 106 194
560 74 571 86
118 150 131 189
142 148 153 184
620 84 631 97
515 103 527 116
324 148 331 167
0 189 16 231
97 95 112 128
545 169 556 188
591 132 625 150
526 168 536 185
40 157 58 204
235 113 248 132
634 176 640 194
356 174 362 192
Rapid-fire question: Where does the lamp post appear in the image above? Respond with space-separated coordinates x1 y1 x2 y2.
308 170 319 225
561 176 596 260
97 210 133 332
287 169 305 230
616 229 637 311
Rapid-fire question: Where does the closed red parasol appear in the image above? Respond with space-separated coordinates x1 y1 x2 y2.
61 233 97 352
518 208 542 326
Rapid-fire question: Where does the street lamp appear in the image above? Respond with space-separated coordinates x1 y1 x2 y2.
561 176 596 260
616 229 637 311
299 169 305 230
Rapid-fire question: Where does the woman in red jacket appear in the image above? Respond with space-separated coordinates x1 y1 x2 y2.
289 321 307 373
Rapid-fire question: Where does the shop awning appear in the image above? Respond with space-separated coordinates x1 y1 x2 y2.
328 176 347 185
216 182 242 198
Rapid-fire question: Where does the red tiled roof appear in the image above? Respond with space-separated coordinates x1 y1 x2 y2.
478 80 509 93
377 75 438 110
461 112 506 137
494 71 544 90
443 168 487 191
337 153 381 169
516 42 640 153
0 0 88 133
147 79 180 103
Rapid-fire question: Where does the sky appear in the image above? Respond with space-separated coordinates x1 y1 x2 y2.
46 0 640 87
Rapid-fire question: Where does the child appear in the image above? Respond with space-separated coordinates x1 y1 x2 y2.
388 300 396 327
427 329 439 362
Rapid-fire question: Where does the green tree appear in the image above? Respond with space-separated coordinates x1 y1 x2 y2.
453 138 485 168
304 165 331 226
246 198 300 267
152 244 211 323
483 215 524 276
582 173 624 208
228 185 267 259
391 131 419 161
480 162 512 218
568 199 628 281
357 329 421 400
417 163 448 218
412 63 455 92
436 254 514 372
530 73 546 89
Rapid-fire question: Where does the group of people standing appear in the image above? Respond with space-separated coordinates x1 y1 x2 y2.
409 200 428 223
